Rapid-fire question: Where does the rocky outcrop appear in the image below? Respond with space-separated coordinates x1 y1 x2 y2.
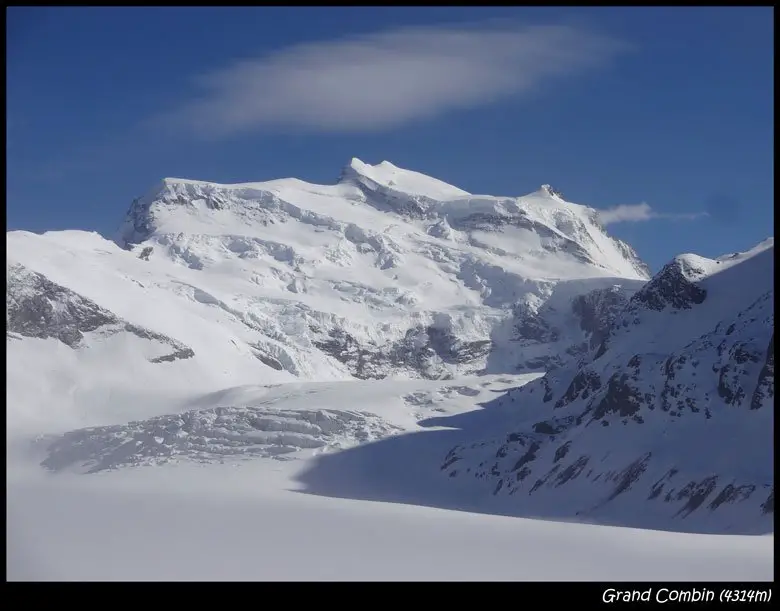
571 286 628 351
750 334 774 411
628 256 707 312
312 324 492 380
7 263 194 363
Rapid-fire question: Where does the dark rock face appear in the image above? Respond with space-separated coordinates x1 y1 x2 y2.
533 416 573 435
571 286 628 350
313 328 376 379
629 257 707 312
553 441 572 463
512 440 541 474
7 264 118 348
7 263 194 363
511 302 560 344
118 196 157 247
592 373 643 420
605 453 653 502
426 326 492 365
312 324 492 380
761 488 774 514
516 354 564 372
709 483 756 511
751 334 775 410
555 455 589 486
555 370 601 409
674 476 720 517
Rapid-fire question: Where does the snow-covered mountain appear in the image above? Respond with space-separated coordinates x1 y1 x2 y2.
441 238 774 533
8 159 649 430
6 158 773 540
116 158 651 378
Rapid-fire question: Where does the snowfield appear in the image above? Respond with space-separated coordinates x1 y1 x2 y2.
6 159 773 580
8 459 773 582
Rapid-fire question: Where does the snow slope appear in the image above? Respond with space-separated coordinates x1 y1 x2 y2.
6 159 773 579
439 239 774 534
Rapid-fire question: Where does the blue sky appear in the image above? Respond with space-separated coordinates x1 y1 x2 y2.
7 6 773 272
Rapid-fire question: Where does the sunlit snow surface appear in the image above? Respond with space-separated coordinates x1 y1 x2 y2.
8 459 773 582
7 160 772 580
7 374 773 582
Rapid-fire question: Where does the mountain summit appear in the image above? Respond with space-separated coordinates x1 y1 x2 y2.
118 158 650 277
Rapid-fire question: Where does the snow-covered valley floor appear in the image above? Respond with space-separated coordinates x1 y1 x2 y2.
8 454 773 581
7 376 773 581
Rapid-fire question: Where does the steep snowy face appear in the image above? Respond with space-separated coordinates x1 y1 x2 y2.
338 159 650 279
436 188 650 280
442 240 774 533
119 159 649 280
105 158 652 382
339 158 471 208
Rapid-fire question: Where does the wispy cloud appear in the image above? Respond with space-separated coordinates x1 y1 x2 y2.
597 202 708 226
155 21 627 137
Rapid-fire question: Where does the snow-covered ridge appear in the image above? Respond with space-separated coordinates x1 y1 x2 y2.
441 240 774 533
119 158 650 280
341 157 471 200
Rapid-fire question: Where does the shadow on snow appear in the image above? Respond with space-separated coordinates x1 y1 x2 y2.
293 390 772 536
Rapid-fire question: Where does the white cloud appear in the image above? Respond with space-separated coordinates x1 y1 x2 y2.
159 21 626 136
597 202 708 226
